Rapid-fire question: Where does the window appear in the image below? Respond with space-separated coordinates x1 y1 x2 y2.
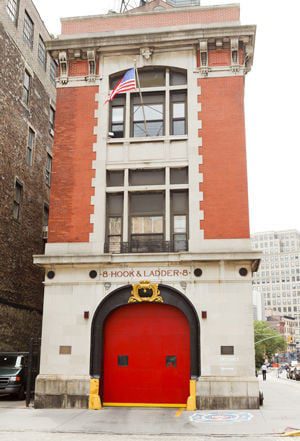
50 58 58 86
6 0 19 23
22 70 31 105
108 67 187 139
171 191 188 252
106 194 123 253
171 92 187 135
107 170 124 187
129 169 165 186
111 99 125 138
26 127 35 165
13 180 23 220
38 35 46 68
170 167 188 184
45 154 52 186
105 168 189 254
49 106 55 134
132 93 164 137
23 11 34 48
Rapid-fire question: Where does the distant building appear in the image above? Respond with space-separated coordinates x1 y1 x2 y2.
265 312 297 353
253 290 265 321
252 230 300 344
0 0 56 350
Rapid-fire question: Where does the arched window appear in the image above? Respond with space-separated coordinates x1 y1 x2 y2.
109 67 187 139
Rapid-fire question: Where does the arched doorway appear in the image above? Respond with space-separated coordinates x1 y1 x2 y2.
90 284 200 406
103 302 190 405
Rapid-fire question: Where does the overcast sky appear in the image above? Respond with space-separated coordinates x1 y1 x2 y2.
33 0 300 235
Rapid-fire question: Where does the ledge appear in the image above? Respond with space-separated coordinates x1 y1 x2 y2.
34 250 261 271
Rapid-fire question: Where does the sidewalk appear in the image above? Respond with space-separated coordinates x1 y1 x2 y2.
0 376 299 437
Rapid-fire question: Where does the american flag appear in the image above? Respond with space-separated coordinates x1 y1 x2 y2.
105 68 136 103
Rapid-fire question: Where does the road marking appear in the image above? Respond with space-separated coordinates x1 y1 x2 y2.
175 408 184 417
190 411 254 423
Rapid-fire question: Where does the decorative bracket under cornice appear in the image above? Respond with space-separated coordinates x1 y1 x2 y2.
86 49 96 82
58 51 68 84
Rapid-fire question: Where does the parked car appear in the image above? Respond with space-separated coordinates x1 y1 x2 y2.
0 352 28 399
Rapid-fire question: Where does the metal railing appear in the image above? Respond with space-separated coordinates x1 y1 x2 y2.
104 238 188 254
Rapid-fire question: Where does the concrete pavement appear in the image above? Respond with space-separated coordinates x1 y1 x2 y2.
0 373 299 440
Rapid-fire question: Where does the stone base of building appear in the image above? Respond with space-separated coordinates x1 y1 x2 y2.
197 376 260 409
35 375 260 410
34 375 90 409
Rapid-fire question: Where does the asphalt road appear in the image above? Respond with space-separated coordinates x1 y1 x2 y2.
0 372 299 440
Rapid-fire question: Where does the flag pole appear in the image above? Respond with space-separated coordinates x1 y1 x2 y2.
134 61 148 136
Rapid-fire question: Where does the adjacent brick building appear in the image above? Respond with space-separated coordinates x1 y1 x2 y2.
0 0 56 350
34 0 260 409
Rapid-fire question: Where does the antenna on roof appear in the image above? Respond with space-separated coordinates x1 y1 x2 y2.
120 0 148 13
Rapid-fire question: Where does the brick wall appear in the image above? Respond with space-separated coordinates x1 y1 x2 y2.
48 86 98 243
0 21 52 350
61 5 240 35
199 76 250 239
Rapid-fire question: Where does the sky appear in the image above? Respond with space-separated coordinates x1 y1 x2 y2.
33 0 300 234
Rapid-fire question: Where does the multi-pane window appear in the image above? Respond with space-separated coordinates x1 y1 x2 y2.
109 67 187 139
45 154 52 186
23 11 34 48
105 167 189 254
22 70 31 105
26 127 35 165
6 0 19 23
50 58 57 86
13 180 23 221
49 106 55 133
38 35 46 68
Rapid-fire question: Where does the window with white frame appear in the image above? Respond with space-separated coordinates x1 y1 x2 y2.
6 0 19 23
26 127 35 165
22 70 31 105
23 11 34 48
109 67 187 139
105 167 188 253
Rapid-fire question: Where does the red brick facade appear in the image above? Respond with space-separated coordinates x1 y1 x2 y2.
61 6 240 35
199 76 250 239
48 86 98 243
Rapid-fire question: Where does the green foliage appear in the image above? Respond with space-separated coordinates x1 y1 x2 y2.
254 320 287 368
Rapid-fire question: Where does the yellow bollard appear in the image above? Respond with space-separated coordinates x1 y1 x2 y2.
186 379 197 411
88 378 102 410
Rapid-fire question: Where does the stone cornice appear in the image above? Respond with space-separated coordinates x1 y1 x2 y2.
47 24 256 57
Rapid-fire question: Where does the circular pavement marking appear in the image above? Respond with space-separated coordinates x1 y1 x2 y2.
189 411 254 423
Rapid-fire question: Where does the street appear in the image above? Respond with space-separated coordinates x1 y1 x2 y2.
0 371 299 440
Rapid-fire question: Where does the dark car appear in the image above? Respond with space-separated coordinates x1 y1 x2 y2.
0 352 28 399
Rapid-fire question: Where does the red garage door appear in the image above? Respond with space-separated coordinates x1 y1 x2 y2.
102 303 190 406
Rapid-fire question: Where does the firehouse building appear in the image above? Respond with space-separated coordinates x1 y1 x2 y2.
34 1 260 409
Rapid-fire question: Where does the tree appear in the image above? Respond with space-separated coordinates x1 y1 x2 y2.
254 320 287 368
